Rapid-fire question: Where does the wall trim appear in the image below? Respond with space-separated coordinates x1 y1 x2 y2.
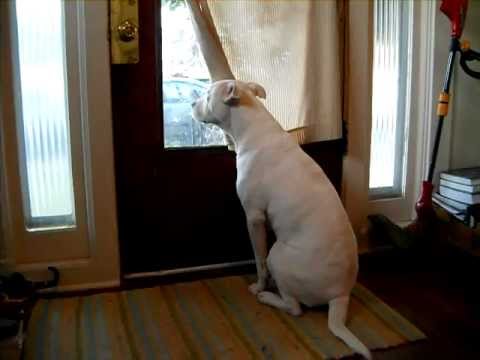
14 258 90 272
39 280 121 294
342 0 373 247
0 1 15 269
124 260 255 280
412 0 437 212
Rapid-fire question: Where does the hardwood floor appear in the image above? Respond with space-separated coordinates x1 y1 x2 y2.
357 248 480 359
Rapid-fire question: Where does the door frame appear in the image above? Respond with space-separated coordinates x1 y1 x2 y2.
369 0 438 222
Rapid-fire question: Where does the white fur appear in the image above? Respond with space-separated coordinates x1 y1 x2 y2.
192 80 371 359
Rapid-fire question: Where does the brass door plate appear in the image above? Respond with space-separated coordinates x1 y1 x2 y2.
110 0 139 64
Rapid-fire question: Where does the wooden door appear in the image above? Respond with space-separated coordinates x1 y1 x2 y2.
111 0 345 276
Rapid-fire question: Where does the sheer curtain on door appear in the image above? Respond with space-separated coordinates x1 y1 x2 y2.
186 0 344 144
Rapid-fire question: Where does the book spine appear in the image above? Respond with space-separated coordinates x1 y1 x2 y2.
433 197 463 215
439 179 480 193
439 186 477 204
440 173 471 185
433 193 469 210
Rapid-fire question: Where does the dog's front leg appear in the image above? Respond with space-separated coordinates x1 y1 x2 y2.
246 212 268 295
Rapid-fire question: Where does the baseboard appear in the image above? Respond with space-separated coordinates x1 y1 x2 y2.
124 260 255 279
13 258 91 272
38 279 121 294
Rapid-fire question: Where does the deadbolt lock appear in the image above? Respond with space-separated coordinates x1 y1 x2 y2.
117 19 138 42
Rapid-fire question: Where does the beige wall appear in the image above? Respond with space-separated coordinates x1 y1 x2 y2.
450 0 480 169
432 0 480 182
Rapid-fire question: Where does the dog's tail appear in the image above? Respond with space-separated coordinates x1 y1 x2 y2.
328 296 372 359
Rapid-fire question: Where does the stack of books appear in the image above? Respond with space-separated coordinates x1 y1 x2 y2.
433 167 480 227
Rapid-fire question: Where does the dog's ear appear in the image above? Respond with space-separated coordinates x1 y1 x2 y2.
223 81 240 105
247 82 266 99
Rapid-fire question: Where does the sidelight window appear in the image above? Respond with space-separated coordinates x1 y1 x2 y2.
369 0 413 198
14 0 76 229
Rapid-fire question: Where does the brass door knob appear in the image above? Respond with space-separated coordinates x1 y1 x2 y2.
117 19 138 42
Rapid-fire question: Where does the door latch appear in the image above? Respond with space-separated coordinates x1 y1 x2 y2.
117 19 138 43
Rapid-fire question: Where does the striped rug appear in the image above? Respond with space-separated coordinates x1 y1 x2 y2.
25 276 425 359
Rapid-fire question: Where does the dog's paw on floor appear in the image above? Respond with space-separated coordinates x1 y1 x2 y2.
248 282 264 295
257 291 303 316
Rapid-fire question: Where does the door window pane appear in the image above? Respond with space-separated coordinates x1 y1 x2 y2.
369 0 412 197
161 1 225 148
15 0 75 229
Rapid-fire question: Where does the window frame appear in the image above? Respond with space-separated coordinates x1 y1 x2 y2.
1 0 89 259
369 0 414 200
11 0 77 231
0 0 119 289
368 0 438 222
343 0 438 251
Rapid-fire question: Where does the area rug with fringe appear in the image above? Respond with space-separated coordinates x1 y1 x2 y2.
25 275 425 359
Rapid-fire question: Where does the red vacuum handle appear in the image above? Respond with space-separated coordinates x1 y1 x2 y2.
440 0 469 38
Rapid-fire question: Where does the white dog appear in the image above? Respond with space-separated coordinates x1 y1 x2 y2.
192 80 371 359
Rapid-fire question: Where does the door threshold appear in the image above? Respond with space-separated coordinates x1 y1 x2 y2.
123 260 255 279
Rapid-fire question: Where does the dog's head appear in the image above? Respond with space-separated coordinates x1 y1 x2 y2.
191 80 266 131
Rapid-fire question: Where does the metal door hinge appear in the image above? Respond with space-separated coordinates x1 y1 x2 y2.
110 0 139 64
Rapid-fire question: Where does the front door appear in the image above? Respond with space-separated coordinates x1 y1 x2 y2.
111 0 344 276
111 1 251 275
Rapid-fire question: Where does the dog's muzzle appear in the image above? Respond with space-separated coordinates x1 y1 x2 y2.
191 101 206 123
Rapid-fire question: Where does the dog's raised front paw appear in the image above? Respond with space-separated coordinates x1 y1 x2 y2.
248 282 264 295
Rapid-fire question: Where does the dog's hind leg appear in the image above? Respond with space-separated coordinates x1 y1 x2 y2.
328 296 372 359
257 290 302 316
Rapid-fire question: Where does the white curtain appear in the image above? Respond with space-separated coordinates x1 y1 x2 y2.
187 0 343 143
